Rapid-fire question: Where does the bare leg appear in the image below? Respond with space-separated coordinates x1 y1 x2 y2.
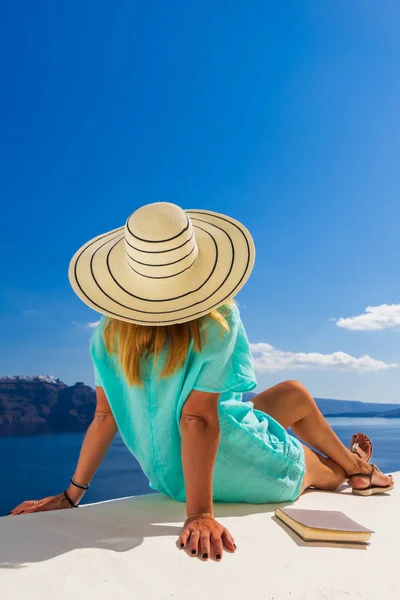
252 381 393 494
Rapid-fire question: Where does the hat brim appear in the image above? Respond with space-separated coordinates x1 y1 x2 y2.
68 209 255 325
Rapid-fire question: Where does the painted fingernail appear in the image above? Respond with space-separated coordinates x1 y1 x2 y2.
202 553 208 559
7 512 11 515
191 549 196 555
216 553 221 560
234 543 237 548
180 543 184 548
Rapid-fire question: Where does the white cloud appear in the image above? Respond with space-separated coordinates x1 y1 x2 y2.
250 342 397 373
335 304 400 331
85 321 101 329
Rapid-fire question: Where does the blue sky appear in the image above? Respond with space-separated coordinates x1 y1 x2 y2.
1 1 400 402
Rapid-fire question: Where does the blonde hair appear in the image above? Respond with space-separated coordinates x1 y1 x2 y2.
103 301 234 387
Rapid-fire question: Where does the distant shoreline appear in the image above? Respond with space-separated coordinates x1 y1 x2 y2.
326 413 400 419
1 378 400 438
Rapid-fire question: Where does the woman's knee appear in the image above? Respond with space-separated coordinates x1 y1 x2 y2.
279 380 311 401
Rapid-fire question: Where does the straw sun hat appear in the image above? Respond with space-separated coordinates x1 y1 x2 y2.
68 202 255 326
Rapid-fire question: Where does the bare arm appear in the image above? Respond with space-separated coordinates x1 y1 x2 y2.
9 386 117 515
66 386 118 504
180 389 221 516
179 390 236 559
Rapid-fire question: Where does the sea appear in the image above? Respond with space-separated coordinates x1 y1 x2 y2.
1 418 399 517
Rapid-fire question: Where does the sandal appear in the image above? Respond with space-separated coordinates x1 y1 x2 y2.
350 432 373 463
348 464 394 496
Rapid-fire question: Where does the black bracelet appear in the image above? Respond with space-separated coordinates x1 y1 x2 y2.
71 476 89 490
63 490 79 508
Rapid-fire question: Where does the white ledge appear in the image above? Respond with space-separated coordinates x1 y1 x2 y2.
1 473 398 600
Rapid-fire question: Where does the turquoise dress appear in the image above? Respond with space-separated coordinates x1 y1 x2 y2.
90 303 305 504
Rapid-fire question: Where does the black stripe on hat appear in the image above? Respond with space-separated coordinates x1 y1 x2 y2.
126 240 196 269
72 212 251 322
75 225 219 310
128 253 198 279
125 214 190 243
103 225 219 303
125 230 195 254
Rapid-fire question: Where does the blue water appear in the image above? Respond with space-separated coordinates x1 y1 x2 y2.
1 418 399 517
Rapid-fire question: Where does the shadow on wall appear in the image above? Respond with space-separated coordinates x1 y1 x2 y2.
0 485 372 568
0 493 282 569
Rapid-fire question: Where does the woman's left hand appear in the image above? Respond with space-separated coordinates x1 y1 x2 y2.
178 515 236 560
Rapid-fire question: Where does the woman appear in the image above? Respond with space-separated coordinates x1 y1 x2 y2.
9 202 394 560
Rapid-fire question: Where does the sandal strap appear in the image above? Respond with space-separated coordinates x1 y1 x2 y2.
351 442 362 459
347 465 375 490
350 433 373 462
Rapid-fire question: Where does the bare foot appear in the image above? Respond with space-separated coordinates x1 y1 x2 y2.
351 467 393 492
349 432 393 490
350 433 372 462
349 434 393 490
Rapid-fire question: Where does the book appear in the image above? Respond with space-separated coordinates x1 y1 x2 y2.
275 508 374 543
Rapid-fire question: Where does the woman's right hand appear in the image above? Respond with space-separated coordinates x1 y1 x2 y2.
179 515 236 560
7 493 74 516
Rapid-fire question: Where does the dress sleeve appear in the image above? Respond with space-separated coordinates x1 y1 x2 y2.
193 303 257 394
93 363 103 387
90 318 106 387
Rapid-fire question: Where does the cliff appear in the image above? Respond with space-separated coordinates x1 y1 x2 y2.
0 376 96 436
